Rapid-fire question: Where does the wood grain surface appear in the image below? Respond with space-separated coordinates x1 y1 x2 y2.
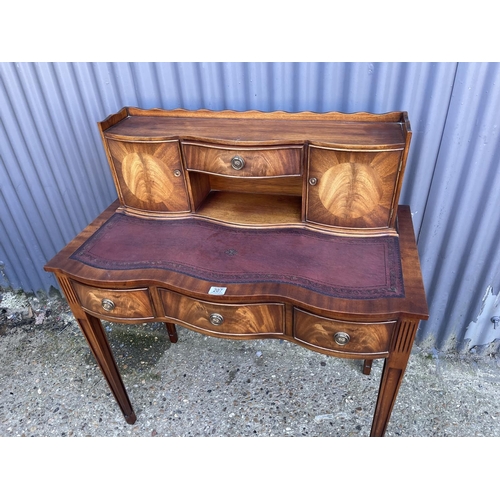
159 288 284 336
294 308 395 357
183 143 302 177
307 146 403 228
106 139 190 213
71 281 155 320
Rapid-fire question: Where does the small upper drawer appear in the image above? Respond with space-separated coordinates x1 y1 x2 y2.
182 142 302 177
294 308 395 356
71 281 155 320
159 288 284 336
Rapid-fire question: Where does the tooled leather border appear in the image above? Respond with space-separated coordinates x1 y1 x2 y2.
71 214 405 300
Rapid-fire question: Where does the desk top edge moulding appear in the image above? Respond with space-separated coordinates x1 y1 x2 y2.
45 107 428 437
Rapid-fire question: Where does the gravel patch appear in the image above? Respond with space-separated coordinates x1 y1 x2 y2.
1 288 500 438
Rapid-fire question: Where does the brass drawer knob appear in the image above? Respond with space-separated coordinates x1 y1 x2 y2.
334 331 350 346
101 298 116 312
209 313 224 326
309 177 318 186
230 155 245 170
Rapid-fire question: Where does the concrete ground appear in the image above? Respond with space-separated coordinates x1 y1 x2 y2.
1 288 500 438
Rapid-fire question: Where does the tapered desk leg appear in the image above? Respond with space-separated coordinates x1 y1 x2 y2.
76 313 136 424
362 359 373 375
370 319 419 437
165 322 178 343
57 276 136 424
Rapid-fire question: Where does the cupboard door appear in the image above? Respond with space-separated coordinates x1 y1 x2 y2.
306 146 404 229
106 139 190 213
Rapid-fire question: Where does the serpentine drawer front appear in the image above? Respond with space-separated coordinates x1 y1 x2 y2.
45 107 428 436
293 308 395 357
159 288 285 336
182 142 303 177
71 281 155 320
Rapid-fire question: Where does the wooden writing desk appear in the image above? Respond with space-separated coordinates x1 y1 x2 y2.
45 108 428 436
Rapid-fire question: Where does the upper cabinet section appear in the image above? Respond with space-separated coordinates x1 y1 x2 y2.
98 107 411 233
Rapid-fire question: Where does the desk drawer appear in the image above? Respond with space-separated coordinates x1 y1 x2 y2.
71 281 155 320
293 308 394 356
182 142 302 178
159 289 284 335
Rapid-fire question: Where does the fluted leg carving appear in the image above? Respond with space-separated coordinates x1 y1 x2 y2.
57 275 136 424
370 319 419 437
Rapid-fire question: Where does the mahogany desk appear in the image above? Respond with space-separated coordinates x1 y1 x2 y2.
45 108 428 436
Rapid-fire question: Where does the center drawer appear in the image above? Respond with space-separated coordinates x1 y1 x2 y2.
182 142 302 178
159 288 284 335
71 281 155 320
293 308 395 356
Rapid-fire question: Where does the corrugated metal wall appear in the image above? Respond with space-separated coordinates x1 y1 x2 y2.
1 62 499 353
418 63 500 352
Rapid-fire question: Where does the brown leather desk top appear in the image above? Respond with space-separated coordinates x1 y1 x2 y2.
71 212 404 301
